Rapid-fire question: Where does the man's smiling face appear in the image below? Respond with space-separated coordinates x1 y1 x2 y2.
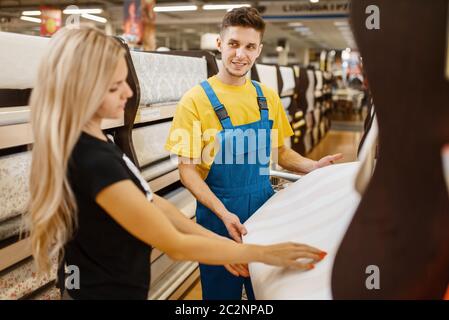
217 26 263 79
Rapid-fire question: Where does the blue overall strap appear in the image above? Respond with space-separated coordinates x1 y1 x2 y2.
251 80 269 122
200 80 233 129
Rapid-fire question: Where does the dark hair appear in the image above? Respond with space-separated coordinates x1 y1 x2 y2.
220 7 266 40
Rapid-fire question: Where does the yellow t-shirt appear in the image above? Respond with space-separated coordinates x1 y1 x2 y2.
164 75 293 179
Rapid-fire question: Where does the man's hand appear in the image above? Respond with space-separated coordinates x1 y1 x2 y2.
217 235 250 277
224 263 250 277
315 153 344 169
221 211 247 243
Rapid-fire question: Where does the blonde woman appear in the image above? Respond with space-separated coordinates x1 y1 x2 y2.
28 27 325 300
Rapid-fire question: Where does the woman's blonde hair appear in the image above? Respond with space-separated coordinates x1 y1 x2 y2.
28 27 125 274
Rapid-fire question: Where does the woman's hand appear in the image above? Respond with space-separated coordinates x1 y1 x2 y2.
259 242 327 270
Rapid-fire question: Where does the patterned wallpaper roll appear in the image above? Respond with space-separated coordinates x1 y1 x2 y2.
132 121 172 167
0 151 31 223
31 285 60 300
0 215 23 242
0 256 57 300
280 97 291 112
130 51 207 106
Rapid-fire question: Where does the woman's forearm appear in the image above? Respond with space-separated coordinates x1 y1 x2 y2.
152 194 222 240
170 233 262 264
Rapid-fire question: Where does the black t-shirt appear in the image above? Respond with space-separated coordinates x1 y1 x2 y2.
64 132 153 299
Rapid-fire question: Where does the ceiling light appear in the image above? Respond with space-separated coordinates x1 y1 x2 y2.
63 8 103 15
337 26 351 31
288 22 304 27
310 0 319 3
154 5 198 12
22 10 41 16
334 21 349 26
20 16 41 23
203 4 250 11
81 13 107 23
294 26 310 32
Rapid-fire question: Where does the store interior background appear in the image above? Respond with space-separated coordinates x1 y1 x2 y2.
0 0 371 300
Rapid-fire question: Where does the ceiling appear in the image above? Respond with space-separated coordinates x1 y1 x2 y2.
0 0 356 62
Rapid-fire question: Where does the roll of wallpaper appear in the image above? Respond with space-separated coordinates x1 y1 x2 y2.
244 162 361 299
141 157 178 182
0 215 23 242
0 151 31 223
132 121 172 167
279 66 296 96
150 252 176 287
306 70 315 113
312 127 320 146
164 187 196 219
0 256 57 300
130 51 207 106
31 285 60 300
255 64 279 94
315 70 323 91
0 32 49 90
0 106 30 126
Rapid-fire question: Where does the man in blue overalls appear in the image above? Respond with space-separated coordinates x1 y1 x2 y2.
165 7 342 300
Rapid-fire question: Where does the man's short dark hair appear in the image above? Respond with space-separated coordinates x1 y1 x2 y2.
220 7 266 40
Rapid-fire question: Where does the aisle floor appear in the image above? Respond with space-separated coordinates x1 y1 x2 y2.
181 128 362 300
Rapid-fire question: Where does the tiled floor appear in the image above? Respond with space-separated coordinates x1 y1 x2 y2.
181 126 362 300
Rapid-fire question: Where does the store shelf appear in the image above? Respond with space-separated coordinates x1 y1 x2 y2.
0 122 33 149
0 237 31 272
168 268 200 300
0 113 124 149
148 169 180 193
149 257 198 300
0 106 29 126
134 103 177 125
